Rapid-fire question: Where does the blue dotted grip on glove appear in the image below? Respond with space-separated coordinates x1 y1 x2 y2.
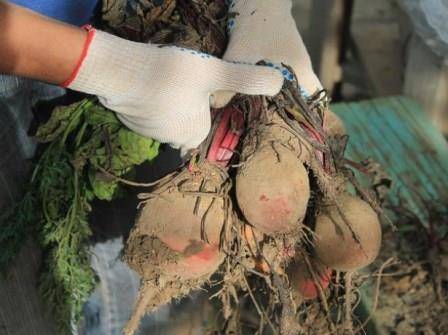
265 62 310 97
10 0 99 26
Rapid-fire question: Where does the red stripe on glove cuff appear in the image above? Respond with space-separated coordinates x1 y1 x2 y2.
60 25 96 88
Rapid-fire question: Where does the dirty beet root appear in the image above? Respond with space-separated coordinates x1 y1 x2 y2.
124 161 230 334
288 256 332 301
236 110 311 235
314 194 382 271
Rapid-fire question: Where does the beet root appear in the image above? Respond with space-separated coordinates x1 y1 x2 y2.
236 145 309 234
288 258 332 300
123 162 230 335
125 161 229 280
314 194 382 271
236 111 311 235
324 109 346 138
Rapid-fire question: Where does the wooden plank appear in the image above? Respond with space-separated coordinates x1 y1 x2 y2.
350 0 404 96
332 96 448 227
307 0 345 93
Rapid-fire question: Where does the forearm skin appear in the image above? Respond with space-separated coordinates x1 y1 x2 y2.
0 1 86 84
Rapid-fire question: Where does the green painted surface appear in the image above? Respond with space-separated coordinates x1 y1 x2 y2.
332 96 448 227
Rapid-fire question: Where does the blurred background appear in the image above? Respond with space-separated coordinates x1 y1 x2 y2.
292 0 448 135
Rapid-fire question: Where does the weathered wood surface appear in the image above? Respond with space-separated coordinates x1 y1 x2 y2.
350 0 404 97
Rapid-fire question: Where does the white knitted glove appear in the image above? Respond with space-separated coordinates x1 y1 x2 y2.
212 0 323 108
65 29 283 150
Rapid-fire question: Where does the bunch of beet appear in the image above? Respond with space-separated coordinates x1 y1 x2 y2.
123 79 382 334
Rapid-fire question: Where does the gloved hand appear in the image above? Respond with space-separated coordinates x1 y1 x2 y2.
64 29 283 151
212 0 323 108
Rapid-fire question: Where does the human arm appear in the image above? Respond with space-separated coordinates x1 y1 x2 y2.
0 1 87 84
0 1 284 150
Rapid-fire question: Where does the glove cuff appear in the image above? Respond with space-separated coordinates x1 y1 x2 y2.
60 25 96 87
64 29 159 99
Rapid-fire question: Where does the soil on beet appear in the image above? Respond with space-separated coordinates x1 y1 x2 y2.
314 195 382 271
125 161 228 280
236 145 310 234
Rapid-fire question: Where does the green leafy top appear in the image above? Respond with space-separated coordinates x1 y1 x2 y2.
0 99 159 334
